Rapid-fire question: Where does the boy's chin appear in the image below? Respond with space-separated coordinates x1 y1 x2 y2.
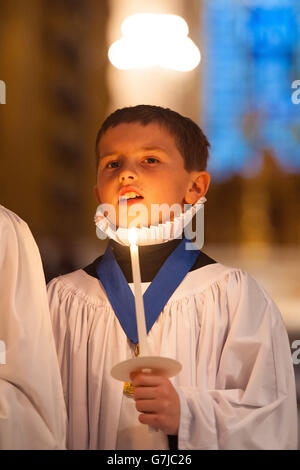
116 202 187 228
117 214 147 229
117 220 150 229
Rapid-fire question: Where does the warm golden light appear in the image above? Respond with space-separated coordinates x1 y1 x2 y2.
108 13 201 72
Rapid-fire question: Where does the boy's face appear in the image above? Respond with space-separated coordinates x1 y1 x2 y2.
94 122 209 228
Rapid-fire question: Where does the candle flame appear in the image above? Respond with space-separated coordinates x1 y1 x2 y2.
128 227 137 245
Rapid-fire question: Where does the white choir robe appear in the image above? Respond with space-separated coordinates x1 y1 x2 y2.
47 260 298 450
0 205 67 449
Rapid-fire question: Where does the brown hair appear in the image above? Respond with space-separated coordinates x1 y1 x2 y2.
95 105 210 172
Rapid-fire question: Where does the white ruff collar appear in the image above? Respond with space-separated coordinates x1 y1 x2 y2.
94 197 206 246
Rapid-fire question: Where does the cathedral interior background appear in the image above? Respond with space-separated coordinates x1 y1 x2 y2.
0 0 299 447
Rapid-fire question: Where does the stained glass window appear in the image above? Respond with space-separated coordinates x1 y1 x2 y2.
202 0 300 180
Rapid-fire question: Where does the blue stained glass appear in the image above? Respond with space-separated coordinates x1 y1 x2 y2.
202 0 300 181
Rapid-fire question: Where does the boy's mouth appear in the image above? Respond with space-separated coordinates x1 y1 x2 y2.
118 187 144 205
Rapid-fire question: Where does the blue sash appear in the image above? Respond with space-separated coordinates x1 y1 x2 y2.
96 237 199 344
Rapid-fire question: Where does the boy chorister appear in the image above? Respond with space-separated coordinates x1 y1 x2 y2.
47 105 298 450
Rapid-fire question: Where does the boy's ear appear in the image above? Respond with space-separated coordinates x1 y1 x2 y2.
184 171 210 204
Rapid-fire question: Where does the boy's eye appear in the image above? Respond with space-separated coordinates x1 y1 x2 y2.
105 161 119 169
144 157 159 164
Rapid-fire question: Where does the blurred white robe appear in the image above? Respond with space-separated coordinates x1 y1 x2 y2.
47 260 298 450
0 205 66 450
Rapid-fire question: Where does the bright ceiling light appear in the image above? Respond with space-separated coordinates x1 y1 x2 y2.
108 13 201 72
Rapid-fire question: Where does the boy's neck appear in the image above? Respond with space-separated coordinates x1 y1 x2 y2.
109 237 183 283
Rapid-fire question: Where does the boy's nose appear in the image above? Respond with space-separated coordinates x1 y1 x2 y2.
119 171 137 184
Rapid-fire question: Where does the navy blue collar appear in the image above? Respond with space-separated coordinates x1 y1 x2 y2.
95 237 201 344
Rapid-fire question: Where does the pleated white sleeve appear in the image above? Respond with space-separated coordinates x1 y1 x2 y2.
0 205 67 449
175 269 298 450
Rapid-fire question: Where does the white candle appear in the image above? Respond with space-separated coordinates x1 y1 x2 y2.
128 228 149 357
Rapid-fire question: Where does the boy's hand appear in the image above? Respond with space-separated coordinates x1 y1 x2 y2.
130 371 180 435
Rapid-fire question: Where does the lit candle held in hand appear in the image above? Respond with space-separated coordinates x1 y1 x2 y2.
128 227 149 357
